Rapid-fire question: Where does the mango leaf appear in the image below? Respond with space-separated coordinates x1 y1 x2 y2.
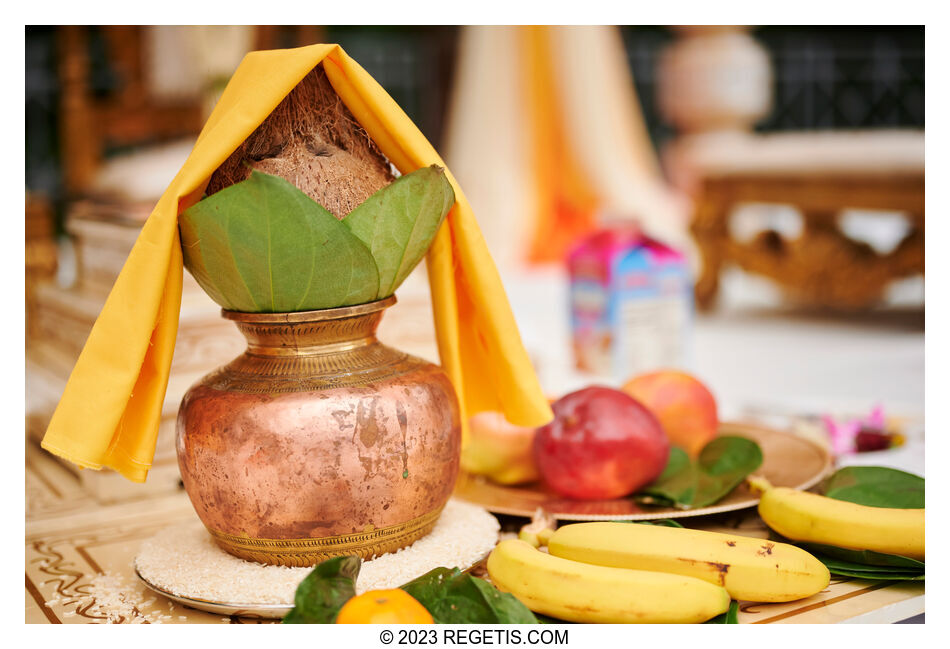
809 553 924 580
823 466 925 509
400 567 537 623
344 165 455 299
282 556 360 624
821 568 923 581
705 600 740 624
617 518 685 528
181 170 379 312
802 543 924 570
637 447 693 506
638 518 685 528
534 613 571 624
636 437 763 509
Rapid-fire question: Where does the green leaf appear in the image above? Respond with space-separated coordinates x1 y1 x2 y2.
468 578 539 623
811 553 924 581
617 518 686 528
181 170 379 312
639 447 694 505
726 600 739 623
636 437 763 509
400 567 538 624
825 569 923 581
823 466 925 509
802 543 924 569
344 165 455 298
282 556 361 624
639 518 686 528
534 613 571 624
398 567 456 607
705 600 740 624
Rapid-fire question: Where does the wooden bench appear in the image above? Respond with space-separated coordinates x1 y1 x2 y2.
671 130 924 309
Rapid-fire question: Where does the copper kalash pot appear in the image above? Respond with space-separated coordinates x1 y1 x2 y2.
176 296 461 566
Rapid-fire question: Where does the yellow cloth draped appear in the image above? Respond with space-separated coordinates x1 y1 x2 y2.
522 26 600 264
41 44 553 482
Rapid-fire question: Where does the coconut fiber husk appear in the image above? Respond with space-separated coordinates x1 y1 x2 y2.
206 65 395 219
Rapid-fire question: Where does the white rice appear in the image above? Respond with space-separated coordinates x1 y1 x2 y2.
134 498 499 605
50 571 179 624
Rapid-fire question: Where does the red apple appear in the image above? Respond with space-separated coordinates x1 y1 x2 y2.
533 386 670 500
622 370 718 458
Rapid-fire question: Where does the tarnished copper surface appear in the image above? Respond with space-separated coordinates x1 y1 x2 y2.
176 297 461 566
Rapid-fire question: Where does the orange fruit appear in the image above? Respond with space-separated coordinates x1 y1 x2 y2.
335 589 434 624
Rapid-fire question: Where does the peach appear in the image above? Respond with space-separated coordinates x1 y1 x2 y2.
621 370 719 457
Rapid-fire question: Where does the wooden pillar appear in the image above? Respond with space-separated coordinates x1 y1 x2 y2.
57 26 98 197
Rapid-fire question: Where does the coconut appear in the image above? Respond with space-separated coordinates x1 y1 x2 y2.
206 64 394 220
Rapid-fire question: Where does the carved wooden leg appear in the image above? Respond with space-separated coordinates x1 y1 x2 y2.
691 194 728 311
694 243 722 311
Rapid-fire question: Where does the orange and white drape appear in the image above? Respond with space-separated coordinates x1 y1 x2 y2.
442 26 685 269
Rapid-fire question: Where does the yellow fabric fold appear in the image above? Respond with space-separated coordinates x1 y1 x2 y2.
41 43 553 482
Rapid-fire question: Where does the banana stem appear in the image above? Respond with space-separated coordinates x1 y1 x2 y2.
747 475 774 495
519 508 557 547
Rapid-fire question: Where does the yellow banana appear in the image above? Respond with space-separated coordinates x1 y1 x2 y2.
756 483 925 560
547 522 829 602
486 539 730 623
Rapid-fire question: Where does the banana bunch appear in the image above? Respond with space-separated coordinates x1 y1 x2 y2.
546 522 829 602
487 517 834 623
487 473 925 623
753 478 925 561
487 539 731 623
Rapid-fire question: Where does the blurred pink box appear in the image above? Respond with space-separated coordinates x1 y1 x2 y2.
568 224 693 380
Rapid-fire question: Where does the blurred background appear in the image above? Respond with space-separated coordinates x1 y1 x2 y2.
25 25 924 500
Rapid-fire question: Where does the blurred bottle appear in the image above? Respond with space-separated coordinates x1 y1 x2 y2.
568 216 693 380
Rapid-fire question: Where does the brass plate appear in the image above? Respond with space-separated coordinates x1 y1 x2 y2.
453 422 833 521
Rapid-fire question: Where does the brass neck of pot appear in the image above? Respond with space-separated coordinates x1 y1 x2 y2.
222 296 396 357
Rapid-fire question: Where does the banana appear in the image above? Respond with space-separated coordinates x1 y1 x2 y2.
486 539 730 623
755 482 925 560
547 522 829 602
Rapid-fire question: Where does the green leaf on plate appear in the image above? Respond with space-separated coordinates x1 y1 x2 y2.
282 555 361 624
638 447 693 506
344 165 455 299
638 518 686 528
616 518 686 528
636 436 763 509
181 170 379 312
823 466 925 509
400 567 537 624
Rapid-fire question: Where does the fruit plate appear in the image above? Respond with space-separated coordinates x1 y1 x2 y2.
453 422 832 521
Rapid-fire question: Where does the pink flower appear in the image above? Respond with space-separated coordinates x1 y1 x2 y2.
822 404 885 455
